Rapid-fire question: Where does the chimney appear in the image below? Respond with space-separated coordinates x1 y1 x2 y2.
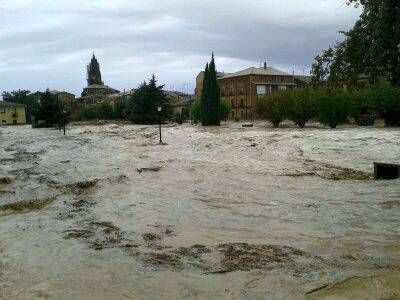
263 62 267 69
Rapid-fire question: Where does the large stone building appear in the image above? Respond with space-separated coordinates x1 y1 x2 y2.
195 71 230 99
195 63 310 120
0 101 26 125
79 54 120 105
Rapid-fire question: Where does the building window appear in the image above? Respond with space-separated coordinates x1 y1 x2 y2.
1 120 6 125
278 86 287 91
0 108 5 114
256 85 266 95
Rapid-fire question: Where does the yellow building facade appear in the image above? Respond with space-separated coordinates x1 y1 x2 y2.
0 101 26 125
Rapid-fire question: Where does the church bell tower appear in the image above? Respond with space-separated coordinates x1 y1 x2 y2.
87 53 104 86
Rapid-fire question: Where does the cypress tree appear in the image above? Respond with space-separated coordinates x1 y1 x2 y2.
201 63 209 125
201 54 221 126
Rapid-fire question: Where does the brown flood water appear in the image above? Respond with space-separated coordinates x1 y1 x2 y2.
0 123 399 299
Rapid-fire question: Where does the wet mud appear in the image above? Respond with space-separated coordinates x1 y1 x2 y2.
0 123 400 299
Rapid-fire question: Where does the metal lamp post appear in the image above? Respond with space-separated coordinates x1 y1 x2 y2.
157 106 162 144
63 109 66 135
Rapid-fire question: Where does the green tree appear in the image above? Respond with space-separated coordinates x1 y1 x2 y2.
201 54 221 126
128 75 172 124
190 99 201 123
314 89 354 128
255 92 289 127
312 0 400 87
191 99 231 124
113 99 128 120
95 102 113 120
219 100 231 121
367 82 400 126
36 89 62 126
287 88 316 128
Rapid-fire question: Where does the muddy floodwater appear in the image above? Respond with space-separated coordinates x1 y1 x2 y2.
0 123 399 299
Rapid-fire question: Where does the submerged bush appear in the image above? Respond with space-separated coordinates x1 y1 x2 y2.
367 82 400 126
255 92 289 127
175 112 184 124
286 88 316 128
220 100 232 121
313 89 354 128
190 100 201 123
190 99 232 123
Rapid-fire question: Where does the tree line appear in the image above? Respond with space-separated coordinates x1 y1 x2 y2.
256 83 400 128
1 75 176 126
253 0 400 129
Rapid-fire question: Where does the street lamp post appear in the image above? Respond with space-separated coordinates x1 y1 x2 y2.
63 110 66 135
157 106 162 144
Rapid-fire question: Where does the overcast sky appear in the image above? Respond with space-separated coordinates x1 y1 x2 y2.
0 0 361 96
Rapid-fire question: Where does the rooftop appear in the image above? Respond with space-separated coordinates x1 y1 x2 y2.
85 84 116 90
198 71 232 78
219 67 291 79
0 101 26 107
50 90 75 96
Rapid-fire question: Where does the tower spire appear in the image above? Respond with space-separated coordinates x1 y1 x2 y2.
87 53 103 86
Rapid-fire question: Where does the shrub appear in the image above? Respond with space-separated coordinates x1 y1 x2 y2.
219 100 231 121
175 112 184 124
255 92 289 127
368 82 400 126
190 99 231 123
113 99 128 120
190 100 201 123
96 102 113 120
313 89 354 128
286 88 316 128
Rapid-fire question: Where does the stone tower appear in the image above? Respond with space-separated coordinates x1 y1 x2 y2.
87 53 104 86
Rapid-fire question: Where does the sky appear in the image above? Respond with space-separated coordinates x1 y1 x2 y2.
0 0 361 96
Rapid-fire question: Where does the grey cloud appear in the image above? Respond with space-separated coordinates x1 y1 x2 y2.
0 0 360 95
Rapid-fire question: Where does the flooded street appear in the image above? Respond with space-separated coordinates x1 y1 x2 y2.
1 123 400 299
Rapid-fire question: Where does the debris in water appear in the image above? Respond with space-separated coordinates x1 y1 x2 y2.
137 166 162 173
143 252 182 268
0 196 56 215
65 179 99 194
63 220 130 251
142 233 161 242
305 203 320 209
380 200 400 210
216 243 307 273
0 177 12 184
299 160 373 181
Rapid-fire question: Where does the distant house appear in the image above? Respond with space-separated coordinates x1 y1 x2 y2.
0 101 26 125
218 63 298 120
50 90 76 104
195 63 311 120
195 71 231 99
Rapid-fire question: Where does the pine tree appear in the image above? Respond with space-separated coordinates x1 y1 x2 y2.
36 89 61 126
128 74 172 124
201 54 221 126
